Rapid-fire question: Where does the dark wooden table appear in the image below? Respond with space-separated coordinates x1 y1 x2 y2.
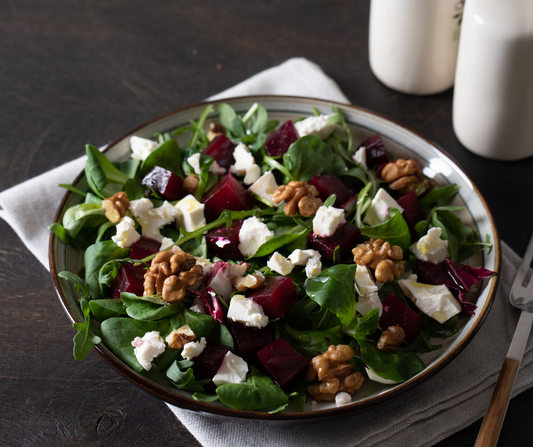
1 1 532 446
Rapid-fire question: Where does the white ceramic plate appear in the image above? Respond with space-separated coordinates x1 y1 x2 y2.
50 95 500 420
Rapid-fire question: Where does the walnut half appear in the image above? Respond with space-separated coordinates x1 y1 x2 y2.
143 247 203 302
352 238 405 283
271 181 323 217
102 192 130 223
166 325 196 350
305 345 365 402
377 325 406 351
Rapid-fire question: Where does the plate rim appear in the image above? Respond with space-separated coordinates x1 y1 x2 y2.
49 94 501 421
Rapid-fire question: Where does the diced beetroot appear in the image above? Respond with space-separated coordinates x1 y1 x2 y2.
108 263 145 299
247 276 299 319
202 173 253 221
417 259 449 285
141 166 187 201
189 287 224 323
130 237 161 260
192 343 232 380
205 220 243 259
265 120 299 157
204 135 236 170
256 338 309 389
397 191 425 240
379 293 424 343
310 223 360 264
340 193 358 212
227 322 273 360
359 134 388 168
309 174 354 206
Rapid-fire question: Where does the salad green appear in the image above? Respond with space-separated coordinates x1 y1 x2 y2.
50 102 494 413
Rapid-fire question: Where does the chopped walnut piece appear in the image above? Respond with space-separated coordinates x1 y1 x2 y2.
234 272 265 292
143 247 203 302
377 325 406 351
305 344 364 402
102 192 130 223
207 122 225 142
183 174 200 193
166 325 196 350
381 159 421 183
381 159 433 196
271 181 323 217
352 238 405 283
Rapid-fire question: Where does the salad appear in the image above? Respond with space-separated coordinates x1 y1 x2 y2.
50 102 495 413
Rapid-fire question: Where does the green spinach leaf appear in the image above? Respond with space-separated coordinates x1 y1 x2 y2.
360 208 411 253
283 135 335 181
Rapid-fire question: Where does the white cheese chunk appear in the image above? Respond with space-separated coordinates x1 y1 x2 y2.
215 239 231 248
243 163 261 185
410 227 450 264
365 367 401 385
355 265 379 296
305 255 322 279
188 153 227 176
131 331 165 371
356 291 383 318
335 391 352 406
194 256 213 278
175 194 206 232
294 115 335 140
238 216 275 257
248 171 279 205
363 188 404 226
112 216 141 248
313 205 346 237
129 198 154 218
267 252 294 276
212 351 249 386
352 147 367 169
159 237 175 251
189 304 205 314
182 337 207 360
227 294 269 328
136 201 179 242
398 279 461 323
130 136 158 161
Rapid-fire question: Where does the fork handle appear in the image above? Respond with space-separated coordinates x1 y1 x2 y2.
474 357 520 447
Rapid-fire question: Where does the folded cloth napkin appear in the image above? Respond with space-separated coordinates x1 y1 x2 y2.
0 57 530 447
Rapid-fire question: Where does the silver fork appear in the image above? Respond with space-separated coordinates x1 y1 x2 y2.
475 232 533 447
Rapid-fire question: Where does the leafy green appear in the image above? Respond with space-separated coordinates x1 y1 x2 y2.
419 184 460 208
283 135 335 182
85 144 129 196
100 317 171 372
183 309 217 338
58 271 90 299
72 298 101 361
216 366 288 411
206 323 235 350
49 222 71 244
62 203 107 239
139 139 183 178
193 392 220 403
89 299 128 321
288 381 308 412
251 226 310 258
343 308 380 341
284 324 344 359
360 208 411 253
121 293 179 321
305 264 358 328
218 103 245 138
166 360 210 392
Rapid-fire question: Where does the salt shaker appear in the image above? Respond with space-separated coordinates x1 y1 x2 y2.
453 0 533 160
369 0 463 95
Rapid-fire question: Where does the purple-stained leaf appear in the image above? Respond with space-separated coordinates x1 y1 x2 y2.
445 258 496 290
189 287 224 323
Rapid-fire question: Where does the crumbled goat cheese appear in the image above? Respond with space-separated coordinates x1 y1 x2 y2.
182 337 207 360
212 351 249 386
363 188 404 226
294 114 335 140
410 227 449 264
230 143 261 185
238 216 274 257
227 294 269 328
130 136 158 161
135 201 178 242
248 171 279 205
267 252 294 276
131 331 166 371
175 194 206 232
112 216 141 248
352 147 367 169
313 205 346 237
335 392 352 406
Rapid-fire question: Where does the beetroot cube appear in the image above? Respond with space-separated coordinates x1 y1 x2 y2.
310 223 360 264
130 237 161 261
202 173 253 221
141 166 187 201
379 293 424 343
265 120 299 157
205 220 243 259
227 322 273 360
247 276 299 319
256 338 309 389
192 343 232 380
397 191 425 240
359 134 388 168
310 174 354 206
204 135 236 170
108 263 145 299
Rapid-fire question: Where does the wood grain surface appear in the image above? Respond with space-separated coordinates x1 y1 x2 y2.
1 1 533 446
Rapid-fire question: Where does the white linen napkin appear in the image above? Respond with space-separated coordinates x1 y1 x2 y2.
0 57 530 447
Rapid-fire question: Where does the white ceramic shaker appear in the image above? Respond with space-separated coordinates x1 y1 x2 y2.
369 0 463 95
453 0 533 160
